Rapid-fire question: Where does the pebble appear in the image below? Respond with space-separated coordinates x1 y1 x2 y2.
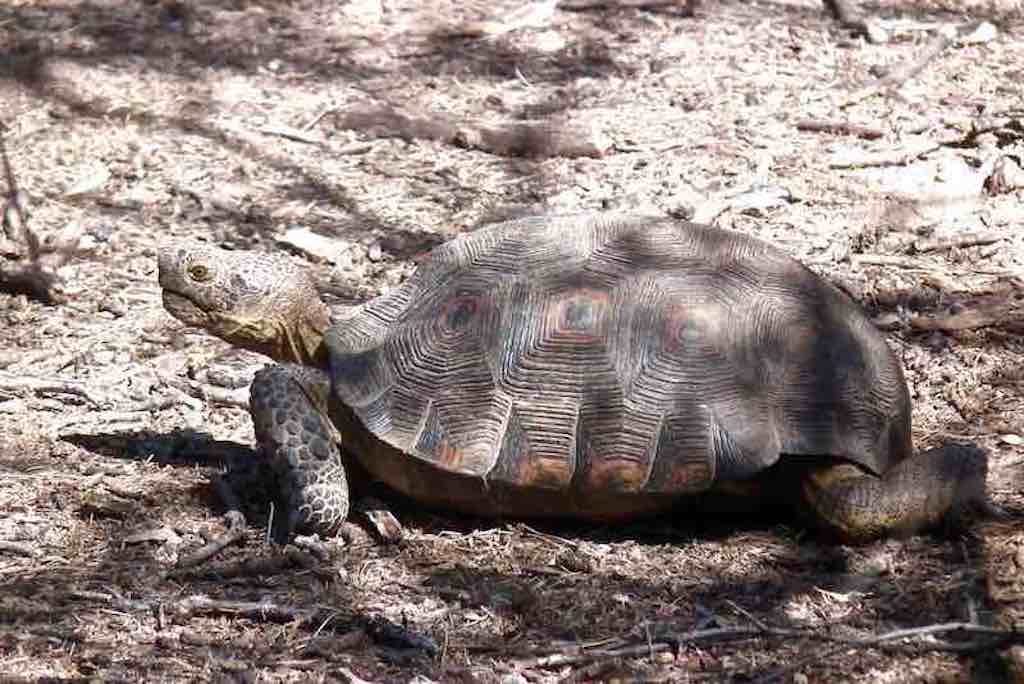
277 227 351 265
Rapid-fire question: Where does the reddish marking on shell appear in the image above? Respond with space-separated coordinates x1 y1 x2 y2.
445 445 494 475
583 456 649 493
417 428 493 475
659 462 713 492
438 294 481 335
518 453 575 490
544 288 610 344
661 302 717 353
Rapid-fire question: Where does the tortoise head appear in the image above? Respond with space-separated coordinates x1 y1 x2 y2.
158 241 331 367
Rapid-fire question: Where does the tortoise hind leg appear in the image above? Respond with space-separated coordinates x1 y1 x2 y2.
249 364 349 543
800 443 988 542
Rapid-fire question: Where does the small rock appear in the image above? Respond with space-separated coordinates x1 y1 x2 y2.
277 227 351 264
985 156 1024 195
336 667 374 684
872 312 901 330
0 399 26 414
499 674 529 684
65 162 111 197
205 365 253 390
339 522 374 547
959 20 998 44
340 0 383 22
355 497 404 544
366 241 383 262
1000 434 1023 447
90 350 118 365
98 298 127 318
863 20 889 45
123 525 183 546
555 547 595 573
1007 646 1024 682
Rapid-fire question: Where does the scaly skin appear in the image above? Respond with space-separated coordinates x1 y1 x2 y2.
802 443 988 542
248 364 349 542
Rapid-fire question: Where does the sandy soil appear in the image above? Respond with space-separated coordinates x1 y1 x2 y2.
1 0 1023 681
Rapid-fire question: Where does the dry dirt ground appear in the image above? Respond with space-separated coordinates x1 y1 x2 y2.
1 0 1024 682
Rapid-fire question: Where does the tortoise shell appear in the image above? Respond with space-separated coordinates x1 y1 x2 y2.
324 214 911 515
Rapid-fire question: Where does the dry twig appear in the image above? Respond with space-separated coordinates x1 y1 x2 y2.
0 128 37 259
912 233 1002 253
156 371 250 409
333 103 612 159
843 28 956 108
561 0 686 9
444 0 559 39
0 127 95 302
175 547 322 581
827 138 940 169
171 595 319 623
0 370 111 405
823 0 889 43
173 510 247 570
174 596 439 654
796 119 885 140
0 540 39 557
515 620 1024 669
910 300 1024 333
259 125 325 146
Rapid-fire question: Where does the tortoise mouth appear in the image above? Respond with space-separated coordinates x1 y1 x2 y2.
162 290 211 328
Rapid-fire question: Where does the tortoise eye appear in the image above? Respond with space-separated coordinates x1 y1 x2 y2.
188 263 211 282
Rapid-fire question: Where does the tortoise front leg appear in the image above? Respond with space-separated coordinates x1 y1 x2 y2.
801 443 988 542
249 364 350 543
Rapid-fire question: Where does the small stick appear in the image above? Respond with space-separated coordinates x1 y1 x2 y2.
0 126 37 259
876 27 957 87
173 510 247 570
913 233 1002 253
910 305 1022 333
0 540 38 557
843 27 955 107
795 119 885 140
444 0 559 39
827 140 941 169
851 254 932 270
172 595 317 623
302 106 338 132
180 548 322 581
259 125 324 146
0 370 109 405
561 0 686 9
823 0 888 42
156 372 250 409
334 103 612 159
516 621 1024 670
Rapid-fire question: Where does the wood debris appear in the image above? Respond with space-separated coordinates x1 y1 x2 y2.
444 0 559 38
0 129 95 303
333 103 612 159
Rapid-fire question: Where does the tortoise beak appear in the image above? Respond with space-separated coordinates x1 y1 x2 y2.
161 289 210 327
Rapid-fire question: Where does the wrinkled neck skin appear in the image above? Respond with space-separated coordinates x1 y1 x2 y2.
278 310 331 366
216 300 331 367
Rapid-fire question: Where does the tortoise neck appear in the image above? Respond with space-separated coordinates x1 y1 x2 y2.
278 299 331 367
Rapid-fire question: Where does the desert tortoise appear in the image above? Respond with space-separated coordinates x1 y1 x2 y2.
158 213 986 542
